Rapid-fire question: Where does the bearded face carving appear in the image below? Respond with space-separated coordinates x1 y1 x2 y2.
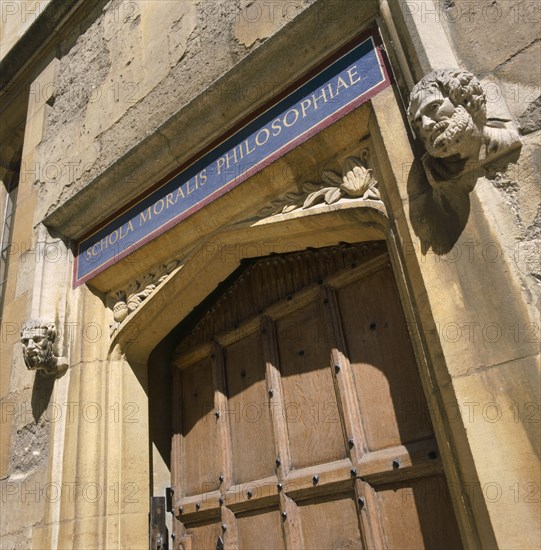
21 320 59 376
408 69 520 186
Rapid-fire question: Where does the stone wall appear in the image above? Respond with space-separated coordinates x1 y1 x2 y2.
34 0 316 225
438 0 540 308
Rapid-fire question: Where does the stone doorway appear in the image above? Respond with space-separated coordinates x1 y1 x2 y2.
168 242 463 549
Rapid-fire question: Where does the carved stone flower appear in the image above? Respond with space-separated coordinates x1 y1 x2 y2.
258 153 381 217
340 157 377 198
302 156 380 208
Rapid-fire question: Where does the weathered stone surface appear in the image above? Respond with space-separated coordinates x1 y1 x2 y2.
439 0 540 75
518 96 541 135
452 356 541 549
234 0 311 47
0 385 50 546
9 417 50 475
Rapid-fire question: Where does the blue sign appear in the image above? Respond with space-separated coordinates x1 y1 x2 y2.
74 32 390 286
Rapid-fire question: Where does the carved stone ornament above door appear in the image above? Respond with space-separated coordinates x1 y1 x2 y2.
109 260 182 336
407 69 521 188
258 150 383 218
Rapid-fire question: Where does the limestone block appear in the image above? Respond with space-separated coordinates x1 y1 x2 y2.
407 226 539 379
67 516 102 549
56 365 81 524
68 287 111 368
0 1 52 62
18 149 39 193
34 123 100 222
514 135 541 233
493 41 541 121
140 0 197 69
82 14 144 139
0 396 13 477
3 296 34 394
27 57 59 120
7 392 51 475
66 362 107 523
22 105 49 155
451 357 541 549
517 98 541 136
474 137 541 270
1 254 24 320
9 192 36 256
1 295 27 351
119 512 149 549
84 0 197 141
235 0 307 47
0 460 49 536
0 346 13 399
30 523 52 550
0 527 32 550
440 0 540 76
119 359 149 516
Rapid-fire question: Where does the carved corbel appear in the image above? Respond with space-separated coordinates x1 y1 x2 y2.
20 320 68 377
407 68 521 188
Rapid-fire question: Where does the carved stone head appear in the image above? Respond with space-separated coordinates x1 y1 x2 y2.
408 69 486 161
407 69 520 185
20 320 58 375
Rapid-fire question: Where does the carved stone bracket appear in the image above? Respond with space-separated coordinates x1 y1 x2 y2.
109 260 181 335
20 320 68 377
258 153 382 218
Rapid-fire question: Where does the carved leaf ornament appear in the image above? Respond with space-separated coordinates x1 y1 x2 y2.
261 156 381 217
109 260 180 335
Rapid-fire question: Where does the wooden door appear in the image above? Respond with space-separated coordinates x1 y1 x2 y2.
170 242 463 550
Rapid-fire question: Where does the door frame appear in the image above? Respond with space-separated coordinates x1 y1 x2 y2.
110 197 473 548
108 86 502 548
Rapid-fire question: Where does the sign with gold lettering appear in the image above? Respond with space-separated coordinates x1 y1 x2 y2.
74 31 390 286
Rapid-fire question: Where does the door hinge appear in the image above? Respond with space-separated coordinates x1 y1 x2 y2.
150 496 169 550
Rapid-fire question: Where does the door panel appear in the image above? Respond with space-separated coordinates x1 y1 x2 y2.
180 358 220 496
298 492 364 550
376 476 463 550
277 301 346 469
338 267 433 450
236 508 285 550
224 333 275 484
184 518 222 550
171 243 463 549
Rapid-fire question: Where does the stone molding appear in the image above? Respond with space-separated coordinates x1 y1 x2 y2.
109 260 181 335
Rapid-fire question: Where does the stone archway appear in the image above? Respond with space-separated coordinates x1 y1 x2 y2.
167 241 463 549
